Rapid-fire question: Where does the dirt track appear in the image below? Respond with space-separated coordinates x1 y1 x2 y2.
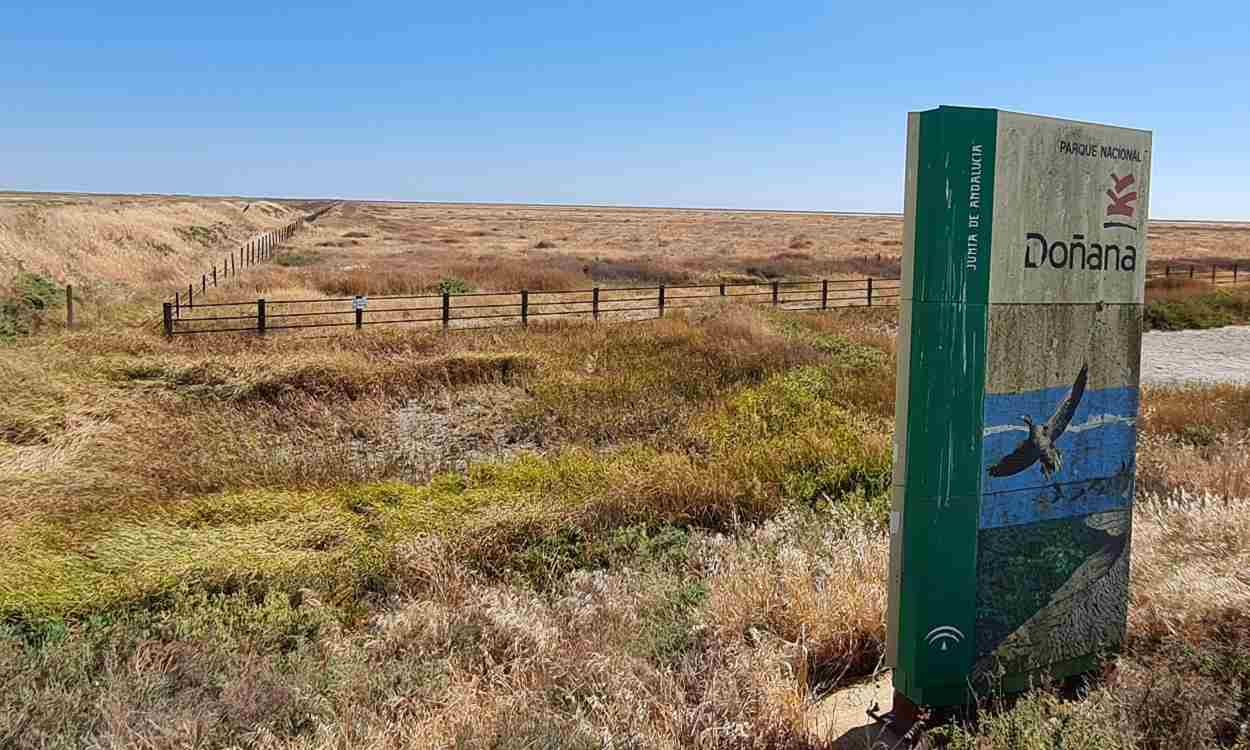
1142 325 1250 384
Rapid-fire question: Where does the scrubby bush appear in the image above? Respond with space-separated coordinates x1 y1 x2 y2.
437 276 473 295
1144 287 1250 330
0 272 62 340
274 251 320 267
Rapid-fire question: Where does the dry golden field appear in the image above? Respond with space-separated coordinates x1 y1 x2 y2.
1 194 1249 749
0 192 304 292
209 201 1250 299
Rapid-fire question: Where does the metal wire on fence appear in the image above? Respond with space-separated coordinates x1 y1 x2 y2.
162 277 903 338
161 259 1246 339
1145 262 1244 286
166 202 338 315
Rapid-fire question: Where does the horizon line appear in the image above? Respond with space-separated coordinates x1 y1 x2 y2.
1 189 1246 224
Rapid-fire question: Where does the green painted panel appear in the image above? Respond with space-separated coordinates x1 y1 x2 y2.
909 106 997 304
892 106 998 706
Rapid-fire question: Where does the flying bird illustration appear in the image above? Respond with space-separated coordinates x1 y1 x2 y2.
988 364 1089 480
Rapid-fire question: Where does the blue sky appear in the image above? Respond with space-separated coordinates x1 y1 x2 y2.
3 2 1247 218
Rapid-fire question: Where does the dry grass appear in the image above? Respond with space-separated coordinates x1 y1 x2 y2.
1141 382 1250 439
0 522 867 749
0 290 899 747
1145 275 1213 303
250 202 1250 298
0 195 293 295
3 194 1250 749
235 203 914 298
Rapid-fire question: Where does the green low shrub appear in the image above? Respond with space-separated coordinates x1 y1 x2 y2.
438 277 474 295
1145 288 1250 330
1 272 62 340
274 252 320 267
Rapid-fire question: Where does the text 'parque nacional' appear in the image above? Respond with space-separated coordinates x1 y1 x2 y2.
1057 140 1144 162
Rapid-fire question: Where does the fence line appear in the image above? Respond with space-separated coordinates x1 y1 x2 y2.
1144 261 1246 287
160 258 1249 339
163 277 903 337
167 202 338 317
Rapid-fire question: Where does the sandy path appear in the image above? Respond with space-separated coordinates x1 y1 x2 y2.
1142 325 1250 385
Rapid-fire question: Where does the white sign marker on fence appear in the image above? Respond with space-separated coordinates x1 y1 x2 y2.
353 295 368 311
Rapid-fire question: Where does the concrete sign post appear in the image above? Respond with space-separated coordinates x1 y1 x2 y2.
887 106 1151 713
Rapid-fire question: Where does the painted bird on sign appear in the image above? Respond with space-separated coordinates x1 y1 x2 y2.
988 364 1089 480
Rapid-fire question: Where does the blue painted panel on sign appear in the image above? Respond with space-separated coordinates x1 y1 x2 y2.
980 384 1137 529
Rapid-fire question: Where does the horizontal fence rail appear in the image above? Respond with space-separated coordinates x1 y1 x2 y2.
162 277 902 338
160 259 1250 339
1144 261 1246 287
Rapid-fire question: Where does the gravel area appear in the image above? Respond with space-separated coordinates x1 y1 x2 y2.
1142 325 1250 385
351 384 539 480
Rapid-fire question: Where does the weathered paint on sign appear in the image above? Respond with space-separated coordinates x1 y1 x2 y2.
887 106 1151 707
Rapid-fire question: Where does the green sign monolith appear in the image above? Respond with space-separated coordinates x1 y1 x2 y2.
887 106 1151 709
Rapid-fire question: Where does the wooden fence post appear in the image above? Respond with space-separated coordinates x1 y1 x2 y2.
213 265 217 287
442 291 450 330
521 290 529 327
202 274 207 294
658 285 666 318
175 291 180 319
355 306 363 330
771 281 779 307
1165 265 1171 278
257 298 266 336
719 282 725 297
592 287 600 321
188 283 194 309
65 285 74 328
821 279 828 310
163 302 173 338
1190 265 1195 279
867 277 874 307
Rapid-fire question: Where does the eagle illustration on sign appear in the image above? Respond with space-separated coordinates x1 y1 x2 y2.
987 364 1088 480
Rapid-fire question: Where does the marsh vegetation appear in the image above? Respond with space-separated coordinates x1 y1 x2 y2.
1 197 1249 748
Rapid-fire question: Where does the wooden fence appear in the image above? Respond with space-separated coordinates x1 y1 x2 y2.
161 259 1250 339
1144 261 1246 286
163 277 902 337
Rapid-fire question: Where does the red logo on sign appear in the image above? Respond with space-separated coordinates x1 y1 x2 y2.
1104 173 1138 230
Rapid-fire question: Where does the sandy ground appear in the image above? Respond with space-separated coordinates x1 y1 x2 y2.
1142 325 1250 385
810 671 899 747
